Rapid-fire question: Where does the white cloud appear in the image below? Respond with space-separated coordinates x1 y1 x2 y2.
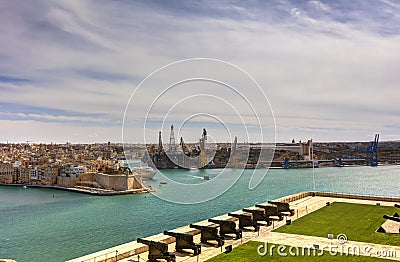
308 0 331 12
0 1 399 143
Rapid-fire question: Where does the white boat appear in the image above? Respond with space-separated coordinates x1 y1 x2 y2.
133 166 156 180
22 185 27 189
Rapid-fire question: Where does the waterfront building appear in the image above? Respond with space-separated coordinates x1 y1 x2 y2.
0 162 14 183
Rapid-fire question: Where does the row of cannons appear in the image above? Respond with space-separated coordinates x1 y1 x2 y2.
137 201 294 262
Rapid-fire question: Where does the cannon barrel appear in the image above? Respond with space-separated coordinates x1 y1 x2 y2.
228 212 259 232
208 218 235 227
242 208 264 215
163 231 193 242
228 212 251 219
395 204 400 208
137 238 168 251
256 203 278 211
189 223 217 232
384 215 400 223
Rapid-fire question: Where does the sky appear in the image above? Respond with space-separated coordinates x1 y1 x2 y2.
0 0 400 144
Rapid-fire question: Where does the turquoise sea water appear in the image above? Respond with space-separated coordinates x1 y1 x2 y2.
1 166 399 261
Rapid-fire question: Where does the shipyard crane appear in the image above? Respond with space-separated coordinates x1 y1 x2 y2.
199 128 207 167
158 131 164 154
283 151 290 169
229 136 238 168
359 134 379 166
180 137 189 153
169 125 176 152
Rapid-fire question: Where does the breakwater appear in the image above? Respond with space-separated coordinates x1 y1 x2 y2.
0 183 150 196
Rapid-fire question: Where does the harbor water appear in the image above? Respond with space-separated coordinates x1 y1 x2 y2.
1 166 400 261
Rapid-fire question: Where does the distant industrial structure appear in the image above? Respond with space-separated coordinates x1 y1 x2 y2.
359 134 379 166
144 127 390 169
0 133 398 190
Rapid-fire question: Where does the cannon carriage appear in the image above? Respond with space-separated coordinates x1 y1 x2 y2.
228 212 260 232
242 208 272 226
137 238 176 262
163 231 201 255
189 223 224 247
255 203 284 220
208 218 242 239
268 201 295 216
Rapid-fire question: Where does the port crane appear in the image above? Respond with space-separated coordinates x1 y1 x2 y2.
199 128 207 167
359 134 379 166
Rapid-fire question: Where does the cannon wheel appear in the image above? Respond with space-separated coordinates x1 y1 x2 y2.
194 246 201 256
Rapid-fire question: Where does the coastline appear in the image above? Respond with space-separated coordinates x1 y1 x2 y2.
0 183 151 196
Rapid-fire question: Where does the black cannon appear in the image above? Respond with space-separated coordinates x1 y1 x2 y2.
228 212 260 232
395 204 400 208
383 214 400 223
163 231 201 255
268 201 295 216
208 218 242 239
189 223 224 247
383 214 400 233
242 208 272 226
256 204 284 221
137 238 176 262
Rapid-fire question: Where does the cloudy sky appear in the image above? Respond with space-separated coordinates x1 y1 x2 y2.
1 0 399 144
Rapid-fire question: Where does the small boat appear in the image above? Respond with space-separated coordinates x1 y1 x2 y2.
203 175 210 180
159 181 167 185
22 185 27 189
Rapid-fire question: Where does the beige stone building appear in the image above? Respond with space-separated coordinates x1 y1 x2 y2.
0 163 14 183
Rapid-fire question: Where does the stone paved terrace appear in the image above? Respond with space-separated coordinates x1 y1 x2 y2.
68 192 400 262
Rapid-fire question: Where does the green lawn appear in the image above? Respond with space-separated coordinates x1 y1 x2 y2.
274 202 400 246
206 241 388 261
